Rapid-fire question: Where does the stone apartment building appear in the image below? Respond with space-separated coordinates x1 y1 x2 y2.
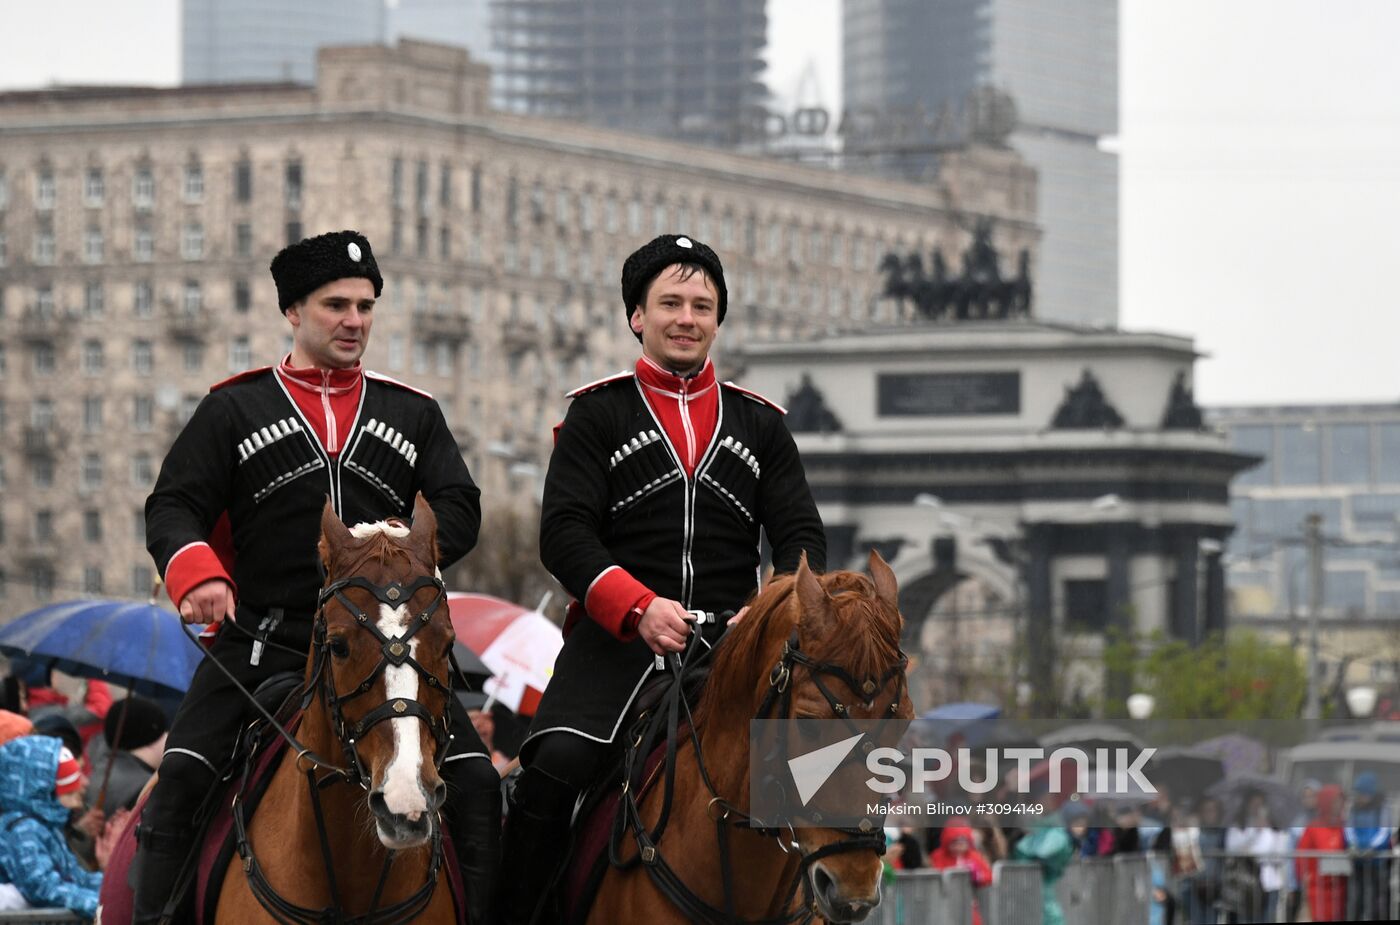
0 39 1038 618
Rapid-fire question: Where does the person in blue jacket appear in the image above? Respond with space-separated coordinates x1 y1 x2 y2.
0 735 102 919
1345 771 1394 920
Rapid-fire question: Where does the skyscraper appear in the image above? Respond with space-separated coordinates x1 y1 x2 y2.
843 0 1118 327
182 0 385 84
490 0 769 146
388 0 495 69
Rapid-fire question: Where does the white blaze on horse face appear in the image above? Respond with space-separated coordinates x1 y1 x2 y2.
377 601 427 821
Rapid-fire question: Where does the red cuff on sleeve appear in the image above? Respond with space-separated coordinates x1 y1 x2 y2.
164 541 237 611
584 566 653 642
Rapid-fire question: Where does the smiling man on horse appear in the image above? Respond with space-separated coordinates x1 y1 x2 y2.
498 234 827 924
136 231 500 924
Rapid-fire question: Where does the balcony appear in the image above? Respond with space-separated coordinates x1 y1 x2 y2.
413 309 473 344
165 305 208 342
23 426 64 458
501 320 541 353
550 325 589 354
18 307 69 342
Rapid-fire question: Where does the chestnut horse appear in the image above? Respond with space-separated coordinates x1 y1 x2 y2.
589 551 913 924
216 495 459 923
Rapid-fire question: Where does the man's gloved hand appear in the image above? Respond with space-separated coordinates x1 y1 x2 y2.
179 579 236 625
637 597 693 656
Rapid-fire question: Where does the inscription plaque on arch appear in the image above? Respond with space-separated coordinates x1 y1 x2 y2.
877 371 1021 417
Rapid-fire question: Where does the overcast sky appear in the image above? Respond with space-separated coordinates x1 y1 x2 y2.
3 1 1398 406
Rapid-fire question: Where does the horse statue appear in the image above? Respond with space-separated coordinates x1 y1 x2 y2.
581 551 913 924
99 494 463 924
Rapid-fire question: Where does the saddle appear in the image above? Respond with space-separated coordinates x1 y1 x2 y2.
99 674 315 924
561 644 717 925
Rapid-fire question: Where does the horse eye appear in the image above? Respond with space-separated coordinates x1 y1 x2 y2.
328 637 350 659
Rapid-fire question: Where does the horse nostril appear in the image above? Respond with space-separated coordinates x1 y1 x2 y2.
430 780 447 811
812 864 835 900
368 790 389 819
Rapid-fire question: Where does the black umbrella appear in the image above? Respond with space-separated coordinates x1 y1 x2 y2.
1206 773 1299 827
1150 747 1226 804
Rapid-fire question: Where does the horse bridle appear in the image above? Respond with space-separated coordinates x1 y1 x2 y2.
230 571 458 925
613 623 909 925
307 573 454 786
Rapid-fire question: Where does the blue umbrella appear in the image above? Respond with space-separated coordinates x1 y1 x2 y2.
921 702 1003 723
0 599 203 698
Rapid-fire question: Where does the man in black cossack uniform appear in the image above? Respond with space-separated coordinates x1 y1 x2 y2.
133 231 500 924
497 234 826 924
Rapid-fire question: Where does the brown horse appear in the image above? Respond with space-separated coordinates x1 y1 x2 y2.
216 495 459 923
588 551 913 924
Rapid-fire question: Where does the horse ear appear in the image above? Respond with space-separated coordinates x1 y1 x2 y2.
407 493 440 568
794 551 834 634
319 498 354 571
868 550 901 618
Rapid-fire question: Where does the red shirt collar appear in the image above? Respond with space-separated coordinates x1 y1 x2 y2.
635 356 717 396
276 354 363 393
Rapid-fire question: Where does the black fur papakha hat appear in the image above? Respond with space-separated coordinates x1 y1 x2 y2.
620 234 728 337
270 229 383 312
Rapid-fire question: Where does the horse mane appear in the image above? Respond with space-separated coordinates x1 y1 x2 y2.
694 568 903 727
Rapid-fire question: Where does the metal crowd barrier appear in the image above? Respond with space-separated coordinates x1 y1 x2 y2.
983 861 1045 925
875 867 974 925
1170 848 1399 924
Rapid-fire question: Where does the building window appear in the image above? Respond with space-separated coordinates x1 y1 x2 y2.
131 452 154 487
439 226 451 261
391 157 404 208
84 281 104 318
133 280 153 317
132 339 154 376
285 160 303 209
133 509 146 542
83 228 104 264
82 341 104 376
32 566 55 601
1230 425 1274 487
32 456 54 489
1064 579 1109 633
235 159 253 202
182 223 204 260
235 223 252 257
387 333 405 371
84 167 104 207
35 169 55 210
234 279 251 312
33 342 56 376
1278 424 1322 485
182 280 202 315
0 343 5 375
1328 424 1371 486
179 394 200 425
415 160 429 211
413 341 429 375
83 510 102 543
182 342 204 373
131 566 152 598
229 335 251 371
470 165 481 213
0 170 7 210
0 231 7 267
30 398 55 430
286 221 302 246
133 167 154 209
416 218 429 258
34 509 53 542
81 453 103 489
435 342 453 377
134 228 154 262
83 567 104 594
34 229 55 265
83 395 103 432
132 395 154 432
183 162 204 202
505 177 517 227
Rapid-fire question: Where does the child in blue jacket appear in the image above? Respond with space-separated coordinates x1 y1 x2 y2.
0 735 101 919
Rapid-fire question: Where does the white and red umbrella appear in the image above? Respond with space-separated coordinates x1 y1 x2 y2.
447 592 562 716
